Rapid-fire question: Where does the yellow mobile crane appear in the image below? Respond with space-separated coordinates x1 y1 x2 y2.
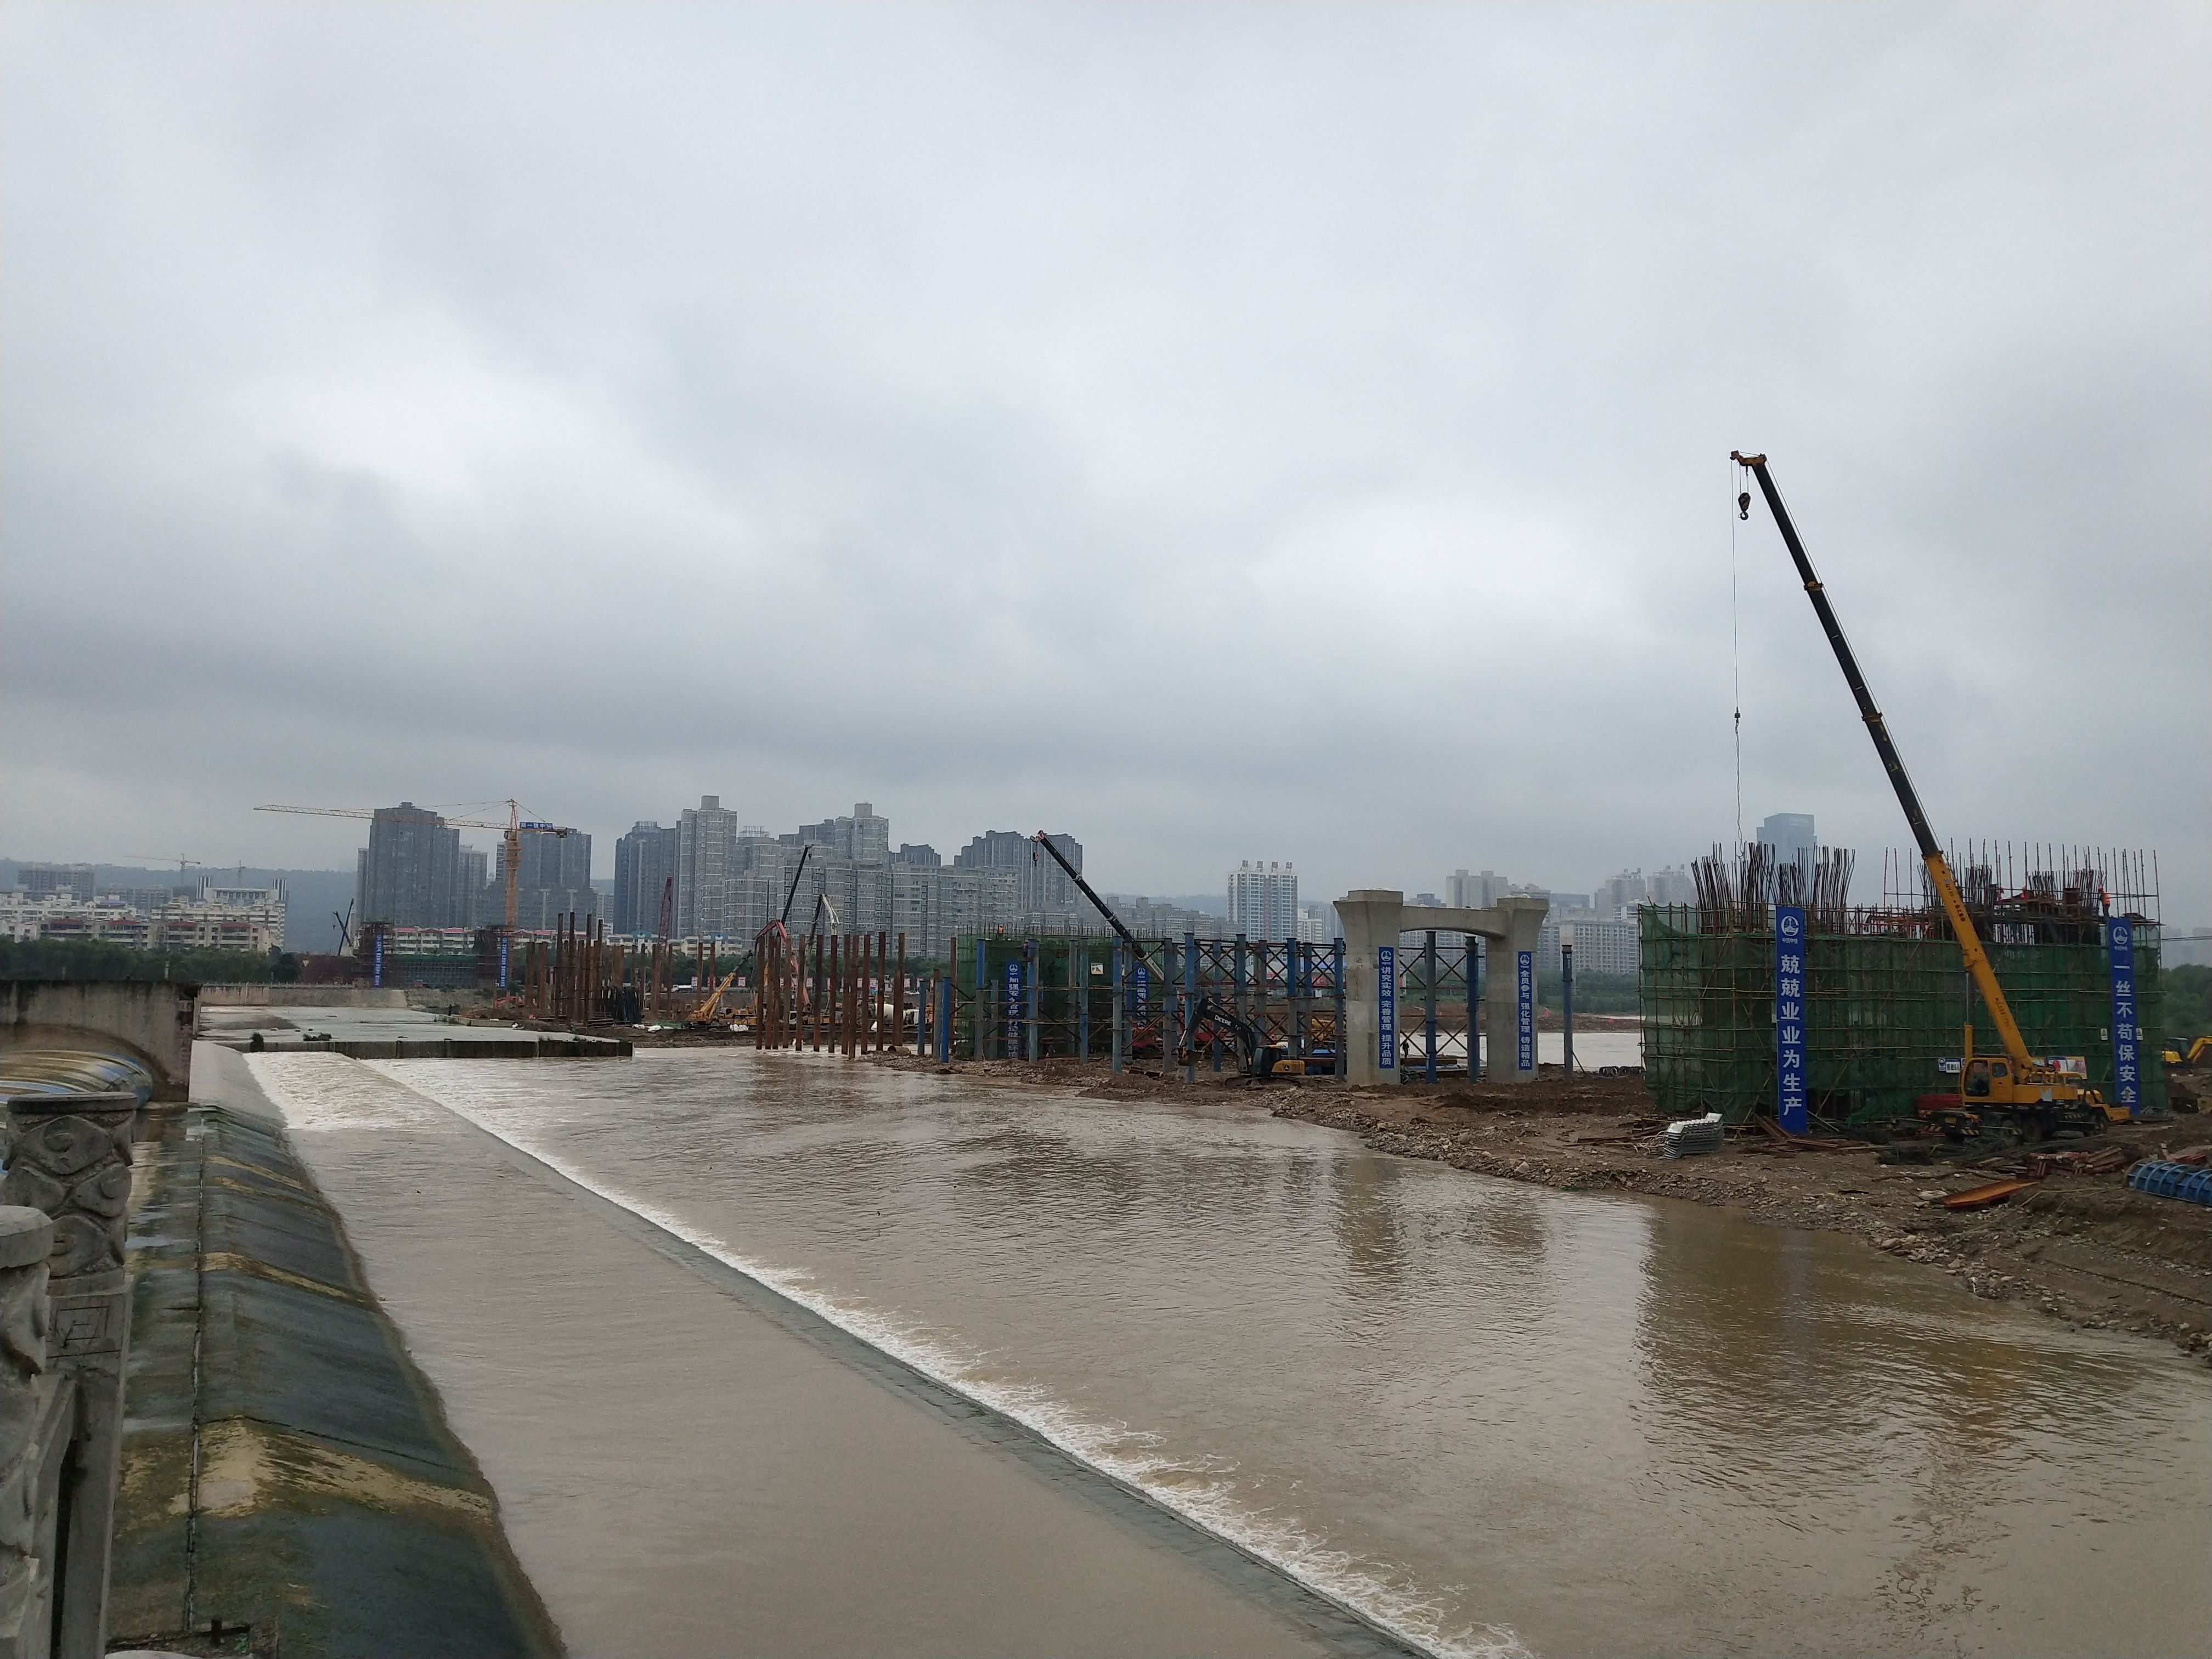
1732 453 2132 1137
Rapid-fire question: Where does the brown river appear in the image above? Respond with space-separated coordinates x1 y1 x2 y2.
246 1047 2208 1658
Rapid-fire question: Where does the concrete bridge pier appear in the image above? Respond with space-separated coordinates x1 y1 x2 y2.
1335 891 1548 1088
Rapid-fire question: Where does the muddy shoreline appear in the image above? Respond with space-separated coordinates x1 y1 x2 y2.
861 1051 2212 1359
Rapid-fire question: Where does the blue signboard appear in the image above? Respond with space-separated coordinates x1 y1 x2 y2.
1775 905 1807 1133
1376 945 1396 1070
1005 960 1024 1058
372 929 385 989
498 932 511 989
1516 950 1534 1074
2106 917 2141 1119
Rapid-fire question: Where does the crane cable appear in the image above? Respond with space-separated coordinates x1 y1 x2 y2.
1731 458 1746 847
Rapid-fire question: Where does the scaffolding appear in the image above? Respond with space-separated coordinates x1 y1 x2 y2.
1640 843 2166 1125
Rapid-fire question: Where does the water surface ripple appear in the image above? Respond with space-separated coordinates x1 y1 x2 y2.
366 1051 2208 1658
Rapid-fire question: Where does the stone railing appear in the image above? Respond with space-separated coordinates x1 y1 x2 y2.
0 1090 138 1659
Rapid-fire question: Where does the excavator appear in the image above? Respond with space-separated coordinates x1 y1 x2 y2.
2162 1036 2211 1068
696 845 817 1030
1173 995 1301 1080
1028 832 1321 1077
1733 453 2134 1140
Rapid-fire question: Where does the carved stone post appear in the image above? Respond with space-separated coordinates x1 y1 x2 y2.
0 1207 54 1659
4 1093 137 1659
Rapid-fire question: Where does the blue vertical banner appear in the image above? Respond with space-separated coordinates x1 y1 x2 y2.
1515 951 1534 1074
1005 959 1023 1060
372 928 385 989
1376 945 1397 1071
498 932 511 989
2106 917 2141 1119
1774 906 1808 1133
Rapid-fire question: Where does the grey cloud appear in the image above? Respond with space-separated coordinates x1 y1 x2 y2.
3 3 2205 917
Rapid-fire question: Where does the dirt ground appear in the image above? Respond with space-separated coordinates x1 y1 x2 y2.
867 1051 2212 1359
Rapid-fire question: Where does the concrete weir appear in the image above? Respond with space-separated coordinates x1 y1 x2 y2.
201 1045 1422 1658
113 1094 560 1655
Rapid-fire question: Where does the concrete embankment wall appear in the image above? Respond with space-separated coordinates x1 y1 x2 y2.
116 1084 561 1655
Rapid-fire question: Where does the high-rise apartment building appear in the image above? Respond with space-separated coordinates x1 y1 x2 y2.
460 849 489 925
676 795 740 938
357 803 472 928
795 804 891 867
1757 812 1816 874
1227 861 1299 941
499 829 595 930
1594 870 1649 921
1448 869 1509 909
953 830 1083 916
20 863 100 901
613 822 679 935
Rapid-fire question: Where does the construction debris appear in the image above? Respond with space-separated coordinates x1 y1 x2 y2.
1662 1112 1725 1158
2127 1161 2212 1207
1941 1176 2042 1211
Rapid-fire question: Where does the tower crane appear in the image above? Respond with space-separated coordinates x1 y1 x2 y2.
1730 452 2131 1136
255 800 576 935
127 855 205 882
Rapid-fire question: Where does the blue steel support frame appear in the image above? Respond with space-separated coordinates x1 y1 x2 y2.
1424 929 1438 1083
1025 938 1040 1063
1110 943 1125 1073
1181 931 1198 1083
1468 940 1482 1080
1333 941 1347 1077
973 937 988 1060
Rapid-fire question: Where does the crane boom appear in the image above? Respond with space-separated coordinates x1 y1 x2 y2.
1730 453 2042 1078
1030 832 1141 953
778 843 815 927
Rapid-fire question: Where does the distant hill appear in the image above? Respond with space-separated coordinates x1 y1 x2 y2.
1165 894 1229 917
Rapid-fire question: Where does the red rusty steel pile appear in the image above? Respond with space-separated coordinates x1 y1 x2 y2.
517 913 679 1025
753 929 928 1058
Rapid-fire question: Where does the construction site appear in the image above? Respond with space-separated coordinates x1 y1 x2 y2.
295 450 2209 1355
1641 839 2170 1125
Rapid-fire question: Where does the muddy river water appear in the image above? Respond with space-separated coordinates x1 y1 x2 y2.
254 1047 2207 1657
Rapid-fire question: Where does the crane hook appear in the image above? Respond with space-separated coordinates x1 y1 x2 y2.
1737 490 1751 521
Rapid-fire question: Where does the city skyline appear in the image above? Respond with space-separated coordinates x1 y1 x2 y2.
0 799 1980 927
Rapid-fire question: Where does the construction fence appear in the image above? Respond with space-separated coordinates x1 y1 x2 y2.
1639 905 2166 1125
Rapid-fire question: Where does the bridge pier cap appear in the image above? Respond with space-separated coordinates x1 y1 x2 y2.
1336 890 1548 1087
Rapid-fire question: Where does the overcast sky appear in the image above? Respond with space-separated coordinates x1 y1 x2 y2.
5 3 2206 919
